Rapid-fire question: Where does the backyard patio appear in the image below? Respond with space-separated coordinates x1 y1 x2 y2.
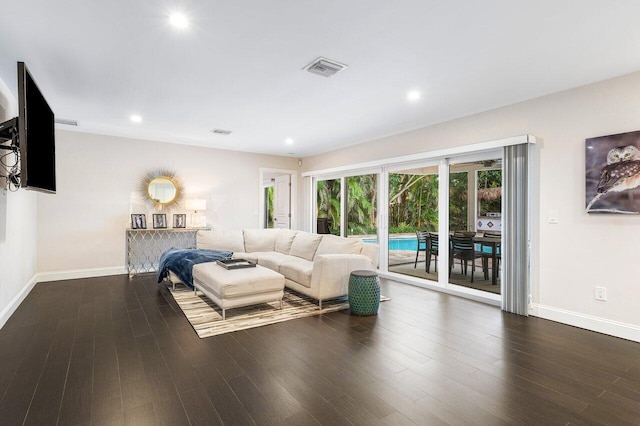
388 251 501 295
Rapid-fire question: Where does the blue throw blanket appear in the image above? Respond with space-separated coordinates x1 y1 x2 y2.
158 248 233 289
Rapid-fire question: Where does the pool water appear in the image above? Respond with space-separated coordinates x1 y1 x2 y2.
362 237 497 254
363 237 417 251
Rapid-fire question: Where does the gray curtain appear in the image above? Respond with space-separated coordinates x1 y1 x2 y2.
502 143 530 315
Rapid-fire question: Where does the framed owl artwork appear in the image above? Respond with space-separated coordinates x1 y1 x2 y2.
586 130 640 214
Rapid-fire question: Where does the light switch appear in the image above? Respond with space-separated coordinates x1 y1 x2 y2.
548 210 558 224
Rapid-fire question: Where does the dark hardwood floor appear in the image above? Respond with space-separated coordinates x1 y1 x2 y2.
0 274 638 425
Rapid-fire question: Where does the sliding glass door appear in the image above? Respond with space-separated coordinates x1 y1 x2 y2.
448 156 503 295
307 137 534 307
386 164 439 283
309 149 509 300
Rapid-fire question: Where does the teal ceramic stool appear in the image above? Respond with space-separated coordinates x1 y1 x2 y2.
348 270 380 316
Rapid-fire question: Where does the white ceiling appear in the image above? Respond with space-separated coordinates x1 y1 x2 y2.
1 1 640 158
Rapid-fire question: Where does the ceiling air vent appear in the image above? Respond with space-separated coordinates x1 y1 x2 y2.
303 57 348 77
55 118 78 126
210 129 232 135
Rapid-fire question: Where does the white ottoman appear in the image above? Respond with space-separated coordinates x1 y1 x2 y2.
192 262 285 320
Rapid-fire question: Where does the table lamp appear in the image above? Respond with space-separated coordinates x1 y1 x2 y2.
185 199 207 227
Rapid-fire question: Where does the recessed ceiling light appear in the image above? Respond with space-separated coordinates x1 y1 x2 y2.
169 12 189 30
407 90 421 102
285 138 294 145
130 115 142 123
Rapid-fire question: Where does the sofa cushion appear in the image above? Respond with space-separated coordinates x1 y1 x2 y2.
315 234 363 257
232 252 258 263
289 232 322 261
279 257 313 288
275 229 297 255
253 251 289 272
243 228 278 253
360 243 379 266
197 229 245 253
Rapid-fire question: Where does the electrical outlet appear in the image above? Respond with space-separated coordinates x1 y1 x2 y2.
595 286 607 301
548 210 558 224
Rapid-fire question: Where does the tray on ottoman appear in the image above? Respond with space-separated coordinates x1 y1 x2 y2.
216 258 256 269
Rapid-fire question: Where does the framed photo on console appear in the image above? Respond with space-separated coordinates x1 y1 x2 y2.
153 213 167 229
173 214 186 228
131 214 147 229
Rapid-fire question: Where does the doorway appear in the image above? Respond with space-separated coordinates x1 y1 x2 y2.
447 157 503 294
259 169 297 229
386 163 439 283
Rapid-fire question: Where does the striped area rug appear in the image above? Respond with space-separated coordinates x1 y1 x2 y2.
168 285 389 338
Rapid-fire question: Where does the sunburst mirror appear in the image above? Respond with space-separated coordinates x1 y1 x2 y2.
140 170 183 210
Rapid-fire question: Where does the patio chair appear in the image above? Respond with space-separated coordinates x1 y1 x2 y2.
453 231 476 237
449 235 484 283
317 218 331 234
427 232 440 273
481 233 501 282
414 231 429 268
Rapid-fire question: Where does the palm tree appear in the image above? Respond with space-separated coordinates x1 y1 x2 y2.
388 173 439 232
449 172 468 231
316 179 341 234
346 175 377 235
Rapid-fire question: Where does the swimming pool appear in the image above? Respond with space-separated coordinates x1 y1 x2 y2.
363 237 417 251
362 236 496 253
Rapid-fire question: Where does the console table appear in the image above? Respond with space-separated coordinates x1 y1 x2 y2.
126 227 211 277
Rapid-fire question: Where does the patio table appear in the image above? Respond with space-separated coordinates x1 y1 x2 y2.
424 234 501 285
473 236 501 285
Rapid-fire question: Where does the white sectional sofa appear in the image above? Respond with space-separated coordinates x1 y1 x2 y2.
194 228 378 308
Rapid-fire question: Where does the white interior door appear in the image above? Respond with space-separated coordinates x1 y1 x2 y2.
274 175 291 229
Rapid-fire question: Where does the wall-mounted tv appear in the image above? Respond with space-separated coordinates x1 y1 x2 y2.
17 62 56 193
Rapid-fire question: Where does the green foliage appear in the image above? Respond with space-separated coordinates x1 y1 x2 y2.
449 172 468 231
316 169 498 236
478 169 502 188
346 175 377 236
389 173 439 232
389 222 420 234
265 186 274 228
316 179 341 234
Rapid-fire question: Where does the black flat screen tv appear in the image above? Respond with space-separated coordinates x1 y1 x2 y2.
17 62 56 193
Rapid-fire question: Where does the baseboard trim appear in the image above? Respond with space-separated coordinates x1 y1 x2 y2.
1 267 130 329
0 274 38 329
37 266 128 283
531 304 640 343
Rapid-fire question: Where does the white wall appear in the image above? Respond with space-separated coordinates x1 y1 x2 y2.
0 77 38 328
303 71 640 341
36 131 299 277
